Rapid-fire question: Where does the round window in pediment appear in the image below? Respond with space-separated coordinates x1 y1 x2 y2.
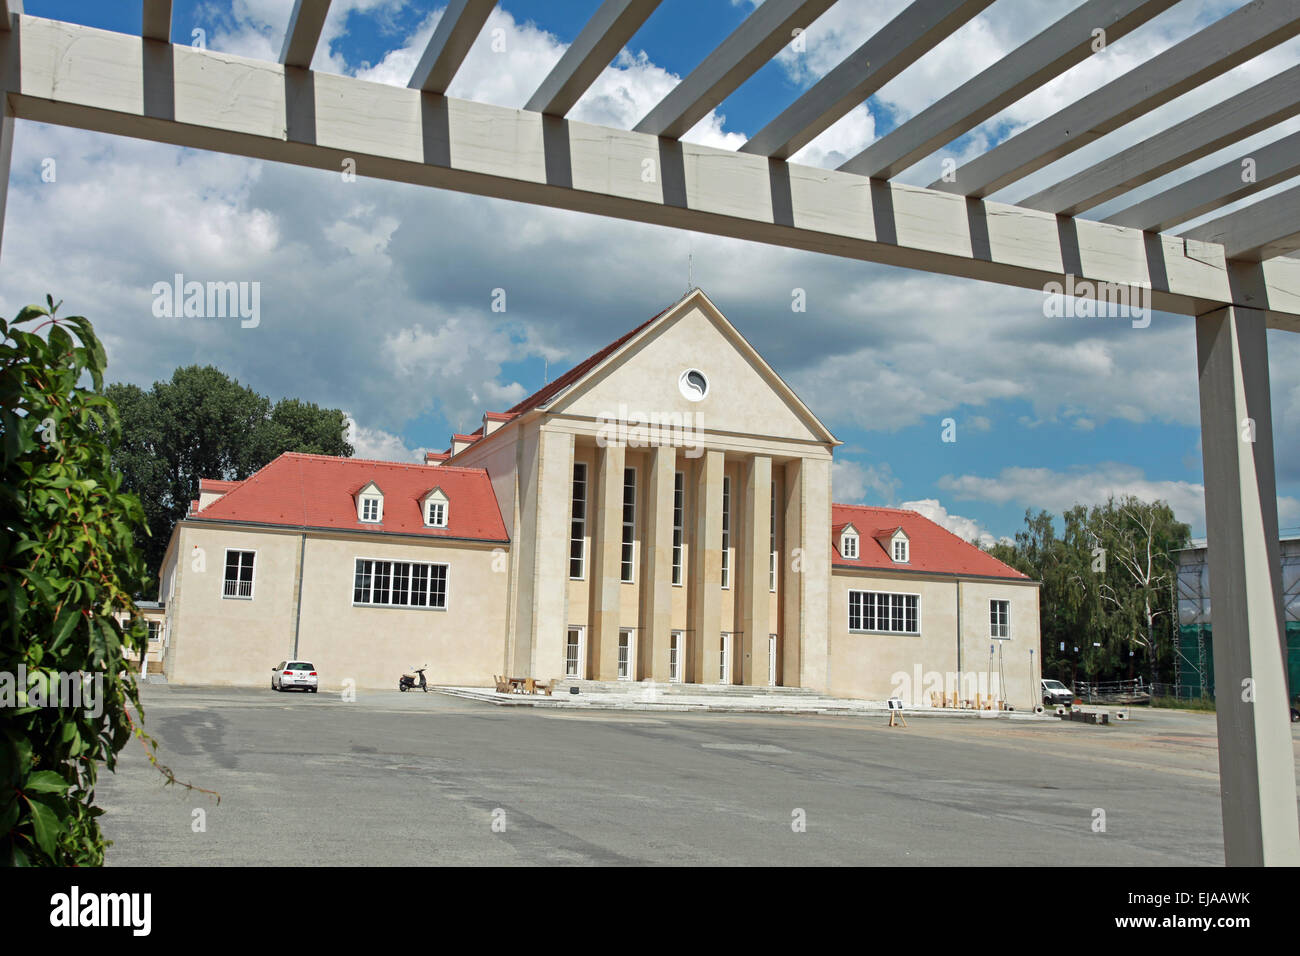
679 368 709 402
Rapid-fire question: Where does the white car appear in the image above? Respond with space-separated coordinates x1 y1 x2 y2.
272 660 319 693
1041 678 1073 706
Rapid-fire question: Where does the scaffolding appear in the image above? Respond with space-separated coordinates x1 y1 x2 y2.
1175 538 1300 700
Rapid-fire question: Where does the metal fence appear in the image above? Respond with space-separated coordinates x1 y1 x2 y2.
1072 678 1152 704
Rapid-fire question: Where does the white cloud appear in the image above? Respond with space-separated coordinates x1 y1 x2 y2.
344 415 430 463
935 463 1300 536
831 459 900 504
899 497 1009 549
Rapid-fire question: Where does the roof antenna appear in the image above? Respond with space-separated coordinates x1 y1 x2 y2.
687 249 694 292
543 356 549 386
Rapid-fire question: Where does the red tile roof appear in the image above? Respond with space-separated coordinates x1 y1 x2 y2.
190 453 508 542
199 479 241 492
831 504 1028 580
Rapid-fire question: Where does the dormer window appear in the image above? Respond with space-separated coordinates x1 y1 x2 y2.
840 526 859 559
893 537 909 563
356 481 383 523
422 487 449 529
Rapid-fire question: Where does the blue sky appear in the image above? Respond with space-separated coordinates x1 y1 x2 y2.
7 0 1300 544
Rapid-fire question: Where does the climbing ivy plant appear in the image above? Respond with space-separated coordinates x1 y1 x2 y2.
0 297 153 865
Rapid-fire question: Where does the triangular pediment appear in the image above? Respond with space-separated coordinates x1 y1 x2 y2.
549 289 838 446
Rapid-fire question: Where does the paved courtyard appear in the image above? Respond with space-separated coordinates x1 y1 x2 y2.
95 685 1299 866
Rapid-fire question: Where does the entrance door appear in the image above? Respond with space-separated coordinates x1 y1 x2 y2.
768 634 778 687
719 632 731 684
565 627 585 678
669 631 683 683
618 629 635 681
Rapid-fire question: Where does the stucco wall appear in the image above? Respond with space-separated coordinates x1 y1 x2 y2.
828 570 1041 708
166 523 510 690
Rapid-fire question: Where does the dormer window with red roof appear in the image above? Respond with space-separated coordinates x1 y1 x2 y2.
893 537 908 563
841 526 859 559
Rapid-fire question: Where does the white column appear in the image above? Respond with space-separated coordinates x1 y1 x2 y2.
1196 305 1300 866
741 455 771 685
641 446 676 681
689 449 723 683
591 442 625 680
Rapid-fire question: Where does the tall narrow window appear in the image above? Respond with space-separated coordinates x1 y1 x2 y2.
621 467 636 583
769 482 777 592
719 632 731 683
672 471 685 585
720 475 731 589
570 463 587 579
566 628 583 677
990 599 1010 639
223 550 255 599
618 629 634 680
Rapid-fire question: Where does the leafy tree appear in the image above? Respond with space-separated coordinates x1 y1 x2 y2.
987 497 1189 686
0 299 151 864
106 367 353 588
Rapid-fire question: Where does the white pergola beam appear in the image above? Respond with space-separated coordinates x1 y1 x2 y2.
280 0 332 69
633 0 836 140
840 0 1178 179
408 0 496 95
142 0 171 43
1020 65 1300 216
931 0 1300 197
1195 304 1300 866
1105 130 1300 233
525 0 661 117
5 11 1300 330
739 0 992 161
1181 183 1300 262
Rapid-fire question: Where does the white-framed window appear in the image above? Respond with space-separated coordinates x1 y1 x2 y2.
360 496 381 522
768 633 778 687
570 463 587 580
223 550 255 599
892 537 909 563
147 621 161 642
848 590 919 635
842 531 859 559
720 475 731 589
769 482 777 592
672 471 685 586
669 630 683 683
621 467 637 583
425 498 447 528
990 599 1011 639
565 627 585 677
719 632 731 683
353 558 447 609
618 629 635 681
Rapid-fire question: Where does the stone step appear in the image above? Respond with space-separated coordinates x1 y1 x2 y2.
552 678 822 698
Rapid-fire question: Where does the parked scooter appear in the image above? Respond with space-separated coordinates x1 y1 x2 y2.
399 665 430 693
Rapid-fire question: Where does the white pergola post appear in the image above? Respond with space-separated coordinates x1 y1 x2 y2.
1195 305 1300 866
0 0 17 259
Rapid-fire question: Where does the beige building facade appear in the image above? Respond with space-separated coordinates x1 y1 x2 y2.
157 290 1041 707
